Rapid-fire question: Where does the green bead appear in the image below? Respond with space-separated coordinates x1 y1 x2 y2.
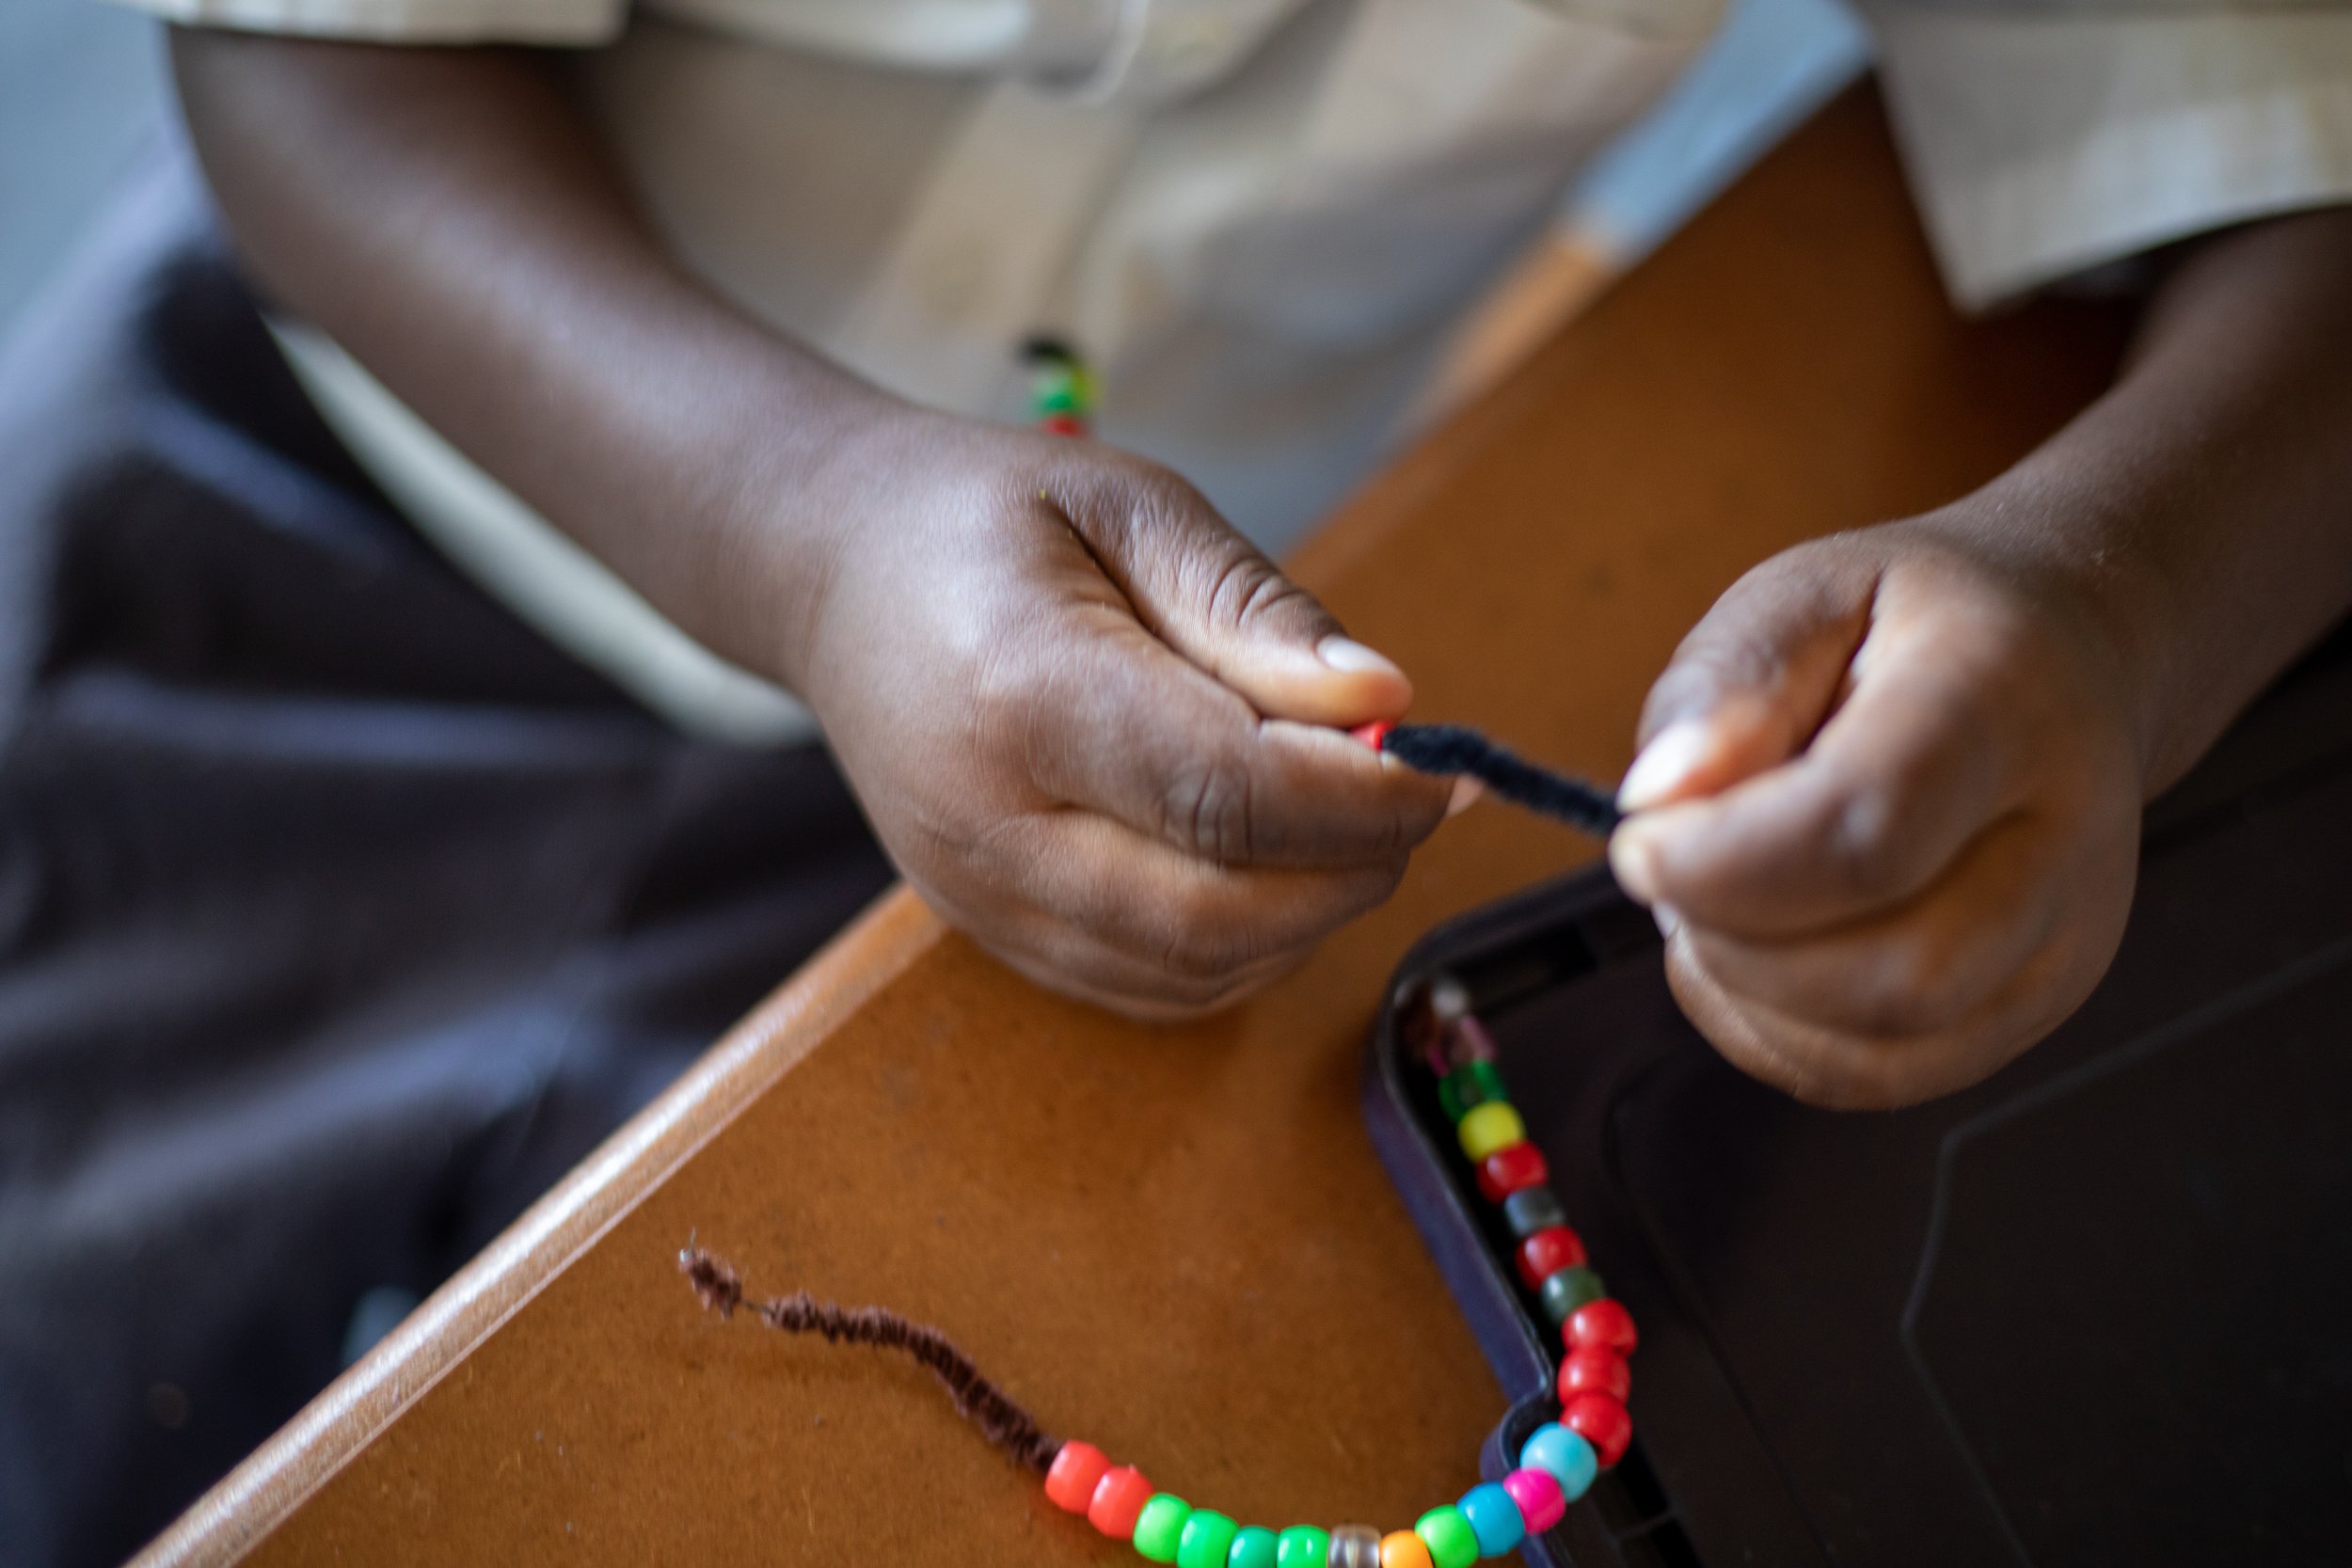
1135 1497 1192 1562
1539 1264 1607 1323
1415 1507 1480 1568
1179 1511 1242 1568
1437 1073 1466 1122
1036 383 1087 416
1277 1526 1332 1568
1443 1059 1507 1117
1228 1525 1280 1568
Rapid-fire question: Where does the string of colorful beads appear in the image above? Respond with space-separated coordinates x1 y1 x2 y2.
1427 975 1639 1474
1024 337 1096 438
1032 978 1638 1568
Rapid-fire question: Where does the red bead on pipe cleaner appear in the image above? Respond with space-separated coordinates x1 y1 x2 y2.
1515 1227 1589 1291
1563 1394 1633 1468
1565 1299 1639 1357
1041 413 1089 437
1558 1348 1631 1404
1046 1441 1112 1513
1476 1143 1549 1203
1351 720 1397 750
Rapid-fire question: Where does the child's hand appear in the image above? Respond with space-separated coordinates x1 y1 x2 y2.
1606 517 2147 1108
790 413 1459 1018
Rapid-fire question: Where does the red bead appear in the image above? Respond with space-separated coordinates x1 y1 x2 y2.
1041 413 1089 437
1565 1298 1638 1357
1046 1441 1111 1513
1088 1465 1154 1538
1563 1393 1632 1468
1557 1348 1630 1404
1515 1227 1588 1291
1350 720 1396 750
1476 1142 1548 1203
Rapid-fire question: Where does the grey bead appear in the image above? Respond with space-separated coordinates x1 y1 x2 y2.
1329 1524 1384 1568
1502 1185 1566 1238
1539 1265 1607 1323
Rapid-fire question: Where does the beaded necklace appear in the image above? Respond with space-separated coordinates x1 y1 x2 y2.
681 985 1637 1568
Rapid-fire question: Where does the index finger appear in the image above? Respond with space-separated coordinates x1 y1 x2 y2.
1001 610 1456 868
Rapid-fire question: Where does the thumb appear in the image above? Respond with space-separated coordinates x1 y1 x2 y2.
1617 545 1879 814
1052 460 1412 727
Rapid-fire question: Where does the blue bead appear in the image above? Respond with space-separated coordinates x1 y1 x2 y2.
1456 1482 1524 1558
1519 1423 1598 1501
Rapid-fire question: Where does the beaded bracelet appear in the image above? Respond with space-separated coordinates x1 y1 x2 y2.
1024 337 1097 438
681 984 1636 1568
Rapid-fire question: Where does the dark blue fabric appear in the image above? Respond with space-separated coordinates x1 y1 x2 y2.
0 150 893 1568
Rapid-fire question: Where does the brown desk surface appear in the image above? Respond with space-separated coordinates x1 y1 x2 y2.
136 86 2128 1568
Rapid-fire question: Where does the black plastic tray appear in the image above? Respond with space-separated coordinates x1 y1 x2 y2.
1360 631 2352 1568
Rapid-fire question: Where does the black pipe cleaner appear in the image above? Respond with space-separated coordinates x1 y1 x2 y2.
1375 723 1621 837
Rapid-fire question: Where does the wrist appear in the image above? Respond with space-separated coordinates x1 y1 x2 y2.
660 358 930 702
1896 483 2184 795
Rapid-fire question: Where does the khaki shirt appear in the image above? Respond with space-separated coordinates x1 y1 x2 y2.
119 0 2352 742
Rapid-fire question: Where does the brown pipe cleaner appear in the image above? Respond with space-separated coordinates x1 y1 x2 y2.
679 1244 1062 1474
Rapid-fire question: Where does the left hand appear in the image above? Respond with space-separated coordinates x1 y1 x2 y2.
1606 513 2148 1109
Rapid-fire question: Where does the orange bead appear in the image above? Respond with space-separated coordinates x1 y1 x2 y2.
1046 1442 1111 1513
1379 1529 1435 1568
1089 1465 1155 1539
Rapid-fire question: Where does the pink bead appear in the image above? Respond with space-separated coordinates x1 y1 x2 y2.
1045 1441 1111 1513
1502 1467 1565 1533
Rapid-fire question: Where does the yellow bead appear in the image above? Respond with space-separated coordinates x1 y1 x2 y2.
1457 1101 1525 1163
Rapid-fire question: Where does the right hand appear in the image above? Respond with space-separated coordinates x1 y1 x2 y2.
773 411 1463 1019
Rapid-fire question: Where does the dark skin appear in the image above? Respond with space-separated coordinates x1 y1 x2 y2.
174 31 2352 1095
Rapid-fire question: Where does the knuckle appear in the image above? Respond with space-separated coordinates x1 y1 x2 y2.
1159 754 1259 863
1201 550 1315 639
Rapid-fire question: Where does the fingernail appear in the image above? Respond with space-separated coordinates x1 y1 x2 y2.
1652 903 1682 941
1317 636 1405 679
1617 719 1712 813
1607 818 1661 902
1446 775 1484 817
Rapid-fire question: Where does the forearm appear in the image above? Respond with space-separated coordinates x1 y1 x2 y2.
169 29 896 689
1922 206 2352 796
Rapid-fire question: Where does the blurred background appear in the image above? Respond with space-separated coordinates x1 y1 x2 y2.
1 0 167 341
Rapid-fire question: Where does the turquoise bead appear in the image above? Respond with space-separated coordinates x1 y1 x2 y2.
1414 1505 1480 1568
1457 1483 1524 1557
1136 1497 1192 1562
1277 1526 1332 1568
1229 1527 1279 1568
1520 1423 1599 1501
1179 1510 1242 1568
1539 1265 1607 1323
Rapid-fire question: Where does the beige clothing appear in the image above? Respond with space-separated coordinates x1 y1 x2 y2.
115 0 2352 741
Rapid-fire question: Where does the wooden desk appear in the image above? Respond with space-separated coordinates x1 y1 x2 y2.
136 86 2129 1568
